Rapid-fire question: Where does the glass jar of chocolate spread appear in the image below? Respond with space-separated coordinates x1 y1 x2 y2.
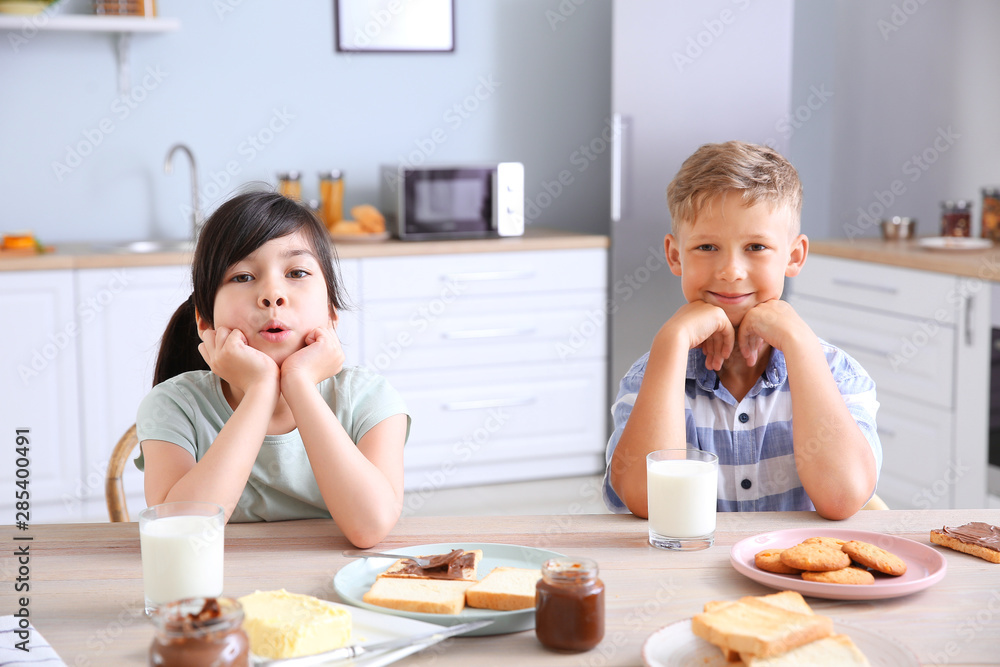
535 557 604 652
148 597 249 667
941 200 972 237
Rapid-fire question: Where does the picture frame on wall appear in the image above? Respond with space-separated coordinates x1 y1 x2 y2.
335 0 455 53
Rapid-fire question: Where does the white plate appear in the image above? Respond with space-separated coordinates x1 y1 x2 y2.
334 542 563 636
730 528 947 601
249 600 447 667
642 618 919 666
917 236 993 250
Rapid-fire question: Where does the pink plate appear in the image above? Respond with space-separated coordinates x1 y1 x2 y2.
730 528 947 600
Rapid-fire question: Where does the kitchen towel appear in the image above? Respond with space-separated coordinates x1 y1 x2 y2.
0 616 66 667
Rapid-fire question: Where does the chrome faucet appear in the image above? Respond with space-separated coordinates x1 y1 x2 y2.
164 143 204 240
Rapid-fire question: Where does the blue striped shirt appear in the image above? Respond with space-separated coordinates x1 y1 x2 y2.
602 342 882 513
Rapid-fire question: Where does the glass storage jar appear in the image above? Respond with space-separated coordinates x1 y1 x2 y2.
941 200 972 237
148 597 249 667
535 557 604 652
277 171 302 201
319 170 344 228
982 188 1000 243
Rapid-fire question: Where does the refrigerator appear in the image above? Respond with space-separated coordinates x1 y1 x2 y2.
610 0 796 392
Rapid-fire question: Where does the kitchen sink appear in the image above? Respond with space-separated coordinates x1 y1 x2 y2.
102 239 195 254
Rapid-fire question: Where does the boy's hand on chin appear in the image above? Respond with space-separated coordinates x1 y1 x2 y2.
658 300 735 372
279 325 345 386
199 326 279 394
737 300 809 365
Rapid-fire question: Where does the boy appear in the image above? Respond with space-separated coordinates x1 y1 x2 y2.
603 141 881 521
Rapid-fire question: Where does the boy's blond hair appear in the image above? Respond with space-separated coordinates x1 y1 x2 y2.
666 141 803 235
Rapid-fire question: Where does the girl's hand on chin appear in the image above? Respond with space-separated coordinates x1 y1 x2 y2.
280 325 345 386
199 326 279 394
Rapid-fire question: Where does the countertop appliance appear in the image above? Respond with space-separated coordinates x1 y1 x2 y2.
380 163 524 240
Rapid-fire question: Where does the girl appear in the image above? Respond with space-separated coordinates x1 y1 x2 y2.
135 191 409 548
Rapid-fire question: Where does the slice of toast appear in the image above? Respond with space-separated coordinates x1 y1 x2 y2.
692 596 833 659
742 633 870 666
362 577 475 615
704 591 815 662
379 549 484 581
465 566 541 611
930 529 1000 564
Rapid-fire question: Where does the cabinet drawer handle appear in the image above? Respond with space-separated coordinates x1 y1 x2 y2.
443 396 537 411
830 278 898 295
828 339 893 359
442 270 535 282
441 327 536 340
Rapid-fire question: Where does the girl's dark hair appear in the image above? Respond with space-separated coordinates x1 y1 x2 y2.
153 190 347 386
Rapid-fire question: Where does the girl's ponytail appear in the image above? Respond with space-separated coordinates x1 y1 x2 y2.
153 294 208 387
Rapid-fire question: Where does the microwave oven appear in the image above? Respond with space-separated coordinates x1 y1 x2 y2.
379 163 524 240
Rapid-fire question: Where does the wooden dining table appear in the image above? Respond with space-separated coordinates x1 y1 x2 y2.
12 508 1000 666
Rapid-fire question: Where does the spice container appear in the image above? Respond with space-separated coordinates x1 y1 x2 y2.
535 557 604 652
277 171 302 201
148 597 249 667
940 200 972 237
982 188 1000 243
319 170 344 228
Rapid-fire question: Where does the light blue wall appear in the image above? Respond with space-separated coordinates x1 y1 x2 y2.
0 0 612 244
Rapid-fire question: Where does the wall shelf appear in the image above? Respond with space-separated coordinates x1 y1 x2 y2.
0 14 180 94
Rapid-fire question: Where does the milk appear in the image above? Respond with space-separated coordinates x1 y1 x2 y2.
140 514 224 606
647 458 718 538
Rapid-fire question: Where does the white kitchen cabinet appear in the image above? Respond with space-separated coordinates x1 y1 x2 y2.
76 265 191 521
788 255 990 509
360 249 608 492
0 270 83 522
0 244 605 522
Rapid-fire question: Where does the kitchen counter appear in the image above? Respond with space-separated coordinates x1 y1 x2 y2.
18 509 1000 665
0 227 609 272
810 237 1000 281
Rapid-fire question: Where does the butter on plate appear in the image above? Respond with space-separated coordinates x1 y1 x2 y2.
238 589 352 659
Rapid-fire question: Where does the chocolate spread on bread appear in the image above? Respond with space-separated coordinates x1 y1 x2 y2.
398 549 475 580
934 522 1000 550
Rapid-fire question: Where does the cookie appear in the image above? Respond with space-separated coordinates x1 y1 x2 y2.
802 566 875 585
754 549 803 574
802 536 847 549
779 542 850 572
841 540 907 576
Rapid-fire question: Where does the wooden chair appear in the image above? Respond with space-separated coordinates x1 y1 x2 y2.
862 493 889 510
106 424 138 522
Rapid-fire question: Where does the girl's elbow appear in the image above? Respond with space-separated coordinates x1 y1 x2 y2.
342 508 401 548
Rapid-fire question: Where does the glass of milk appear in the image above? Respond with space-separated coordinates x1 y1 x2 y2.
646 449 719 551
139 501 225 613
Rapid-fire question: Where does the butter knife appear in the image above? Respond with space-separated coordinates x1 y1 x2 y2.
250 619 493 666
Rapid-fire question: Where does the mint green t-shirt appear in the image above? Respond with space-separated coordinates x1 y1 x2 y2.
135 367 410 522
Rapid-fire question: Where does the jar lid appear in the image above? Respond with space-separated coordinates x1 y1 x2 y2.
320 170 343 179
280 170 301 181
983 187 1000 196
